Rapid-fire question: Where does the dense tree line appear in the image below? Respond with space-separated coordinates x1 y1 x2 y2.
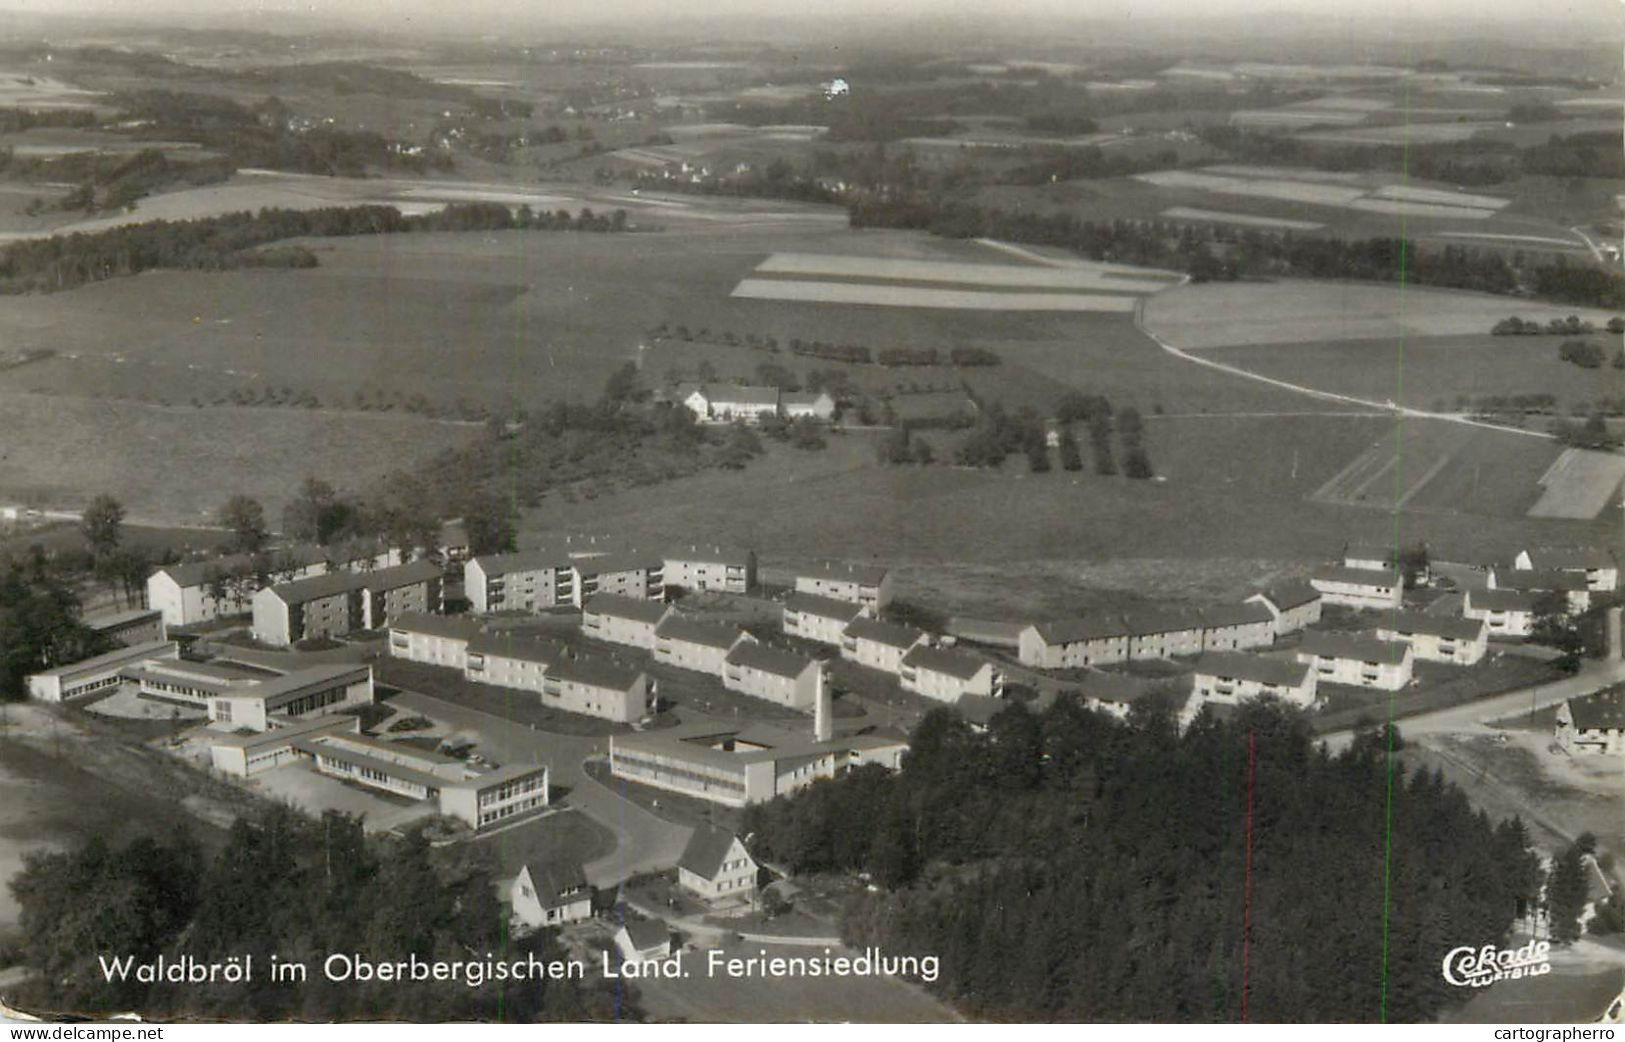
744 700 1545 1022
0 201 626 294
0 147 234 214
6 810 630 1021
0 558 112 700
0 106 98 133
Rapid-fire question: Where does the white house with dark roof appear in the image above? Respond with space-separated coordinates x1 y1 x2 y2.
1200 603 1277 651
1555 691 1625 755
252 560 442 646
723 642 823 710
654 615 753 675
899 645 999 703
614 920 672 964
1246 581 1323 636
463 632 568 694
581 594 674 650
464 550 573 613
1463 587 1538 638
542 657 650 722
1515 548 1617 592
1310 566 1403 610
677 825 758 902
510 862 593 928
1018 617 1131 669
1190 652 1317 709
662 545 757 594
841 617 928 673
1343 543 1398 573
794 562 893 610
1294 631 1412 690
388 611 484 669
1069 671 1164 719
1489 567 1592 614
782 591 870 645
680 383 782 424
146 543 396 627
1374 612 1487 665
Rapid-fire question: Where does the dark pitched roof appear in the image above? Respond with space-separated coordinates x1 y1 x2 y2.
1032 615 1129 645
524 861 589 905
1376 611 1485 642
678 825 747 878
844 617 925 650
1193 652 1311 689
901 644 989 680
1465 587 1539 612
1250 580 1321 612
688 383 780 408
1068 670 1162 706
362 559 444 591
548 656 644 691
266 570 365 605
799 561 889 587
954 693 1009 726
783 591 868 622
1121 607 1205 638
470 549 570 577
582 594 670 625
621 918 670 951
1297 631 1410 666
655 614 747 650
390 611 483 641
1494 568 1588 593
1567 689 1625 732
726 641 818 679
1522 547 1616 571
573 550 663 576
467 631 567 665
1201 602 1276 629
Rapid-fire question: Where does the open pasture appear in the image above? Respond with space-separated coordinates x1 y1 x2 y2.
1528 449 1625 520
1142 280 1621 349
1297 122 1503 145
1160 206 1324 230
1136 167 1504 221
732 279 1142 311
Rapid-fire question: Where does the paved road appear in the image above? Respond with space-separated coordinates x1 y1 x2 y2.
387 689 691 887
1320 656 1625 754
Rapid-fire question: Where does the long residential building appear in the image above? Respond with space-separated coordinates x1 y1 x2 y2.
1189 652 1317 709
465 550 574 614
251 560 443 647
26 640 181 702
1199 603 1277 651
1294 632 1413 691
723 642 823 710
1463 587 1539 638
388 612 485 669
1488 567 1591 614
1309 566 1403 610
541 657 650 723
147 543 400 627
464 632 568 693
1018 617 1131 669
663 546 756 594
794 563 893 611
1374 612 1487 666
782 592 869 646
1514 548 1617 592
899 645 999 703
581 594 674 650
653 615 753 675
1122 608 1206 660
840 617 928 673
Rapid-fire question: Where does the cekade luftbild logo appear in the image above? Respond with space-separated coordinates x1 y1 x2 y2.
1442 940 1552 987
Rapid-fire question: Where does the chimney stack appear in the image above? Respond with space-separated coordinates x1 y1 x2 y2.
813 664 832 743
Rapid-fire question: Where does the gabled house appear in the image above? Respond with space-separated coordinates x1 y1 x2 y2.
841 617 928 673
1199 602 1276 651
464 550 573 614
1555 691 1625 755
794 562 892 610
680 383 781 424
1309 566 1403 610
510 862 593 928
781 391 836 420
1294 631 1413 691
663 545 756 593
1246 581 1323 636
1121 608 1205 660
1017 617 1130 669
1189 652 1317 709
899 645 1000 703
723 642 823 710
1463 587 1539 638
581 594 674 650
614 920 672 964
1489 567 1592 615
677 825 758 902
653 615 753 675
1514 548 1617 592
782 591 870 646
1374 612 1487 665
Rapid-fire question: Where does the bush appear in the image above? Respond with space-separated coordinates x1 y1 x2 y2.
1558 340 1605 369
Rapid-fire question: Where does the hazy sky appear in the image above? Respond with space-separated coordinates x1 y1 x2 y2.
2 0 1621 36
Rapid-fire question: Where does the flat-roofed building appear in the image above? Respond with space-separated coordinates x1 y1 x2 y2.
542 657 650 722
1310 566 1403 610
794 562 892 611
663 546 756 594
207 663 374 732
207 715 358 777
1190 652 1317 709
841 617 928 673
1294 631 1413 690
1200 602 1277 651
510 862 592 928
723 642 823 710
1017 617 1130 669
1123 608 1206 660
782 592 869 646
463 632 568 694
438 763 551 830
1246 581 1323 636
653 615 753 675
26 639 180 702
1515 548 1617 592
899 645 999 703
1374 612 1488 665
678 826 758 902
464 550 573 614
125 657 268 708
581 594 673 650
299 730 468 799
388 612 484 669
572 552 664 605
1463 587 1539 638
84 607 166 648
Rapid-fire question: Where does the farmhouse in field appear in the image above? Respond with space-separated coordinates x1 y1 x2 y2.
782 591 870 645
841 617 928 672
680 383 782 424
1189 652 1317 709
678 825 759 903
510 862 593 929
581 594 674 650
663 545 757 593
1309 565 1403 610
1294 631 1413 690
1514 547 1617 592
1374 612 1487 665
794 562 893 610
899 645 1000 703
1554 691 1625 755
1463 587 1539 638
1246 580 1323 636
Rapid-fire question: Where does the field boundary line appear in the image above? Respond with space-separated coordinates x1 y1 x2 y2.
1393 449 1456 509
1132 296 1553 441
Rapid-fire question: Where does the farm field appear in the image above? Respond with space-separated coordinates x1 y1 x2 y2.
1135 168 1505 219
1142 280 1621 349
1199 333 1625 414
1160 206 1324 230
1529 449 1625 520
0 391 476 524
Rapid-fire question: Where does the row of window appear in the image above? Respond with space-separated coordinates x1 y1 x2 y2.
478 794 546 826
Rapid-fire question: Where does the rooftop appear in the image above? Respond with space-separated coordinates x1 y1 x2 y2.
678 824 745 879
655 614 748 650
620 918 670 951
901 644 989 681
363 558 444 591
1192 652 1311 689
684 383 780 408
522 861 588 904
726 641 818 679
582 593 670 625
1121 607 1206 638
208 714 356 751
1297 631 1410 666
1032 615 1129 645
798 561 890 587
1250 580 1321 611
1522 547 1616 571
264 569 365 605
83 606 163 630
467 631 568 665
665 544 754 567
32 639 177 680
783 591 868 622
391 611 483 641
574 549 663 576
1566 689 1625 732
1376 612 1486 642
1494 568 1589 593
844 617 926 650
471 549 571 577
227 663 371 703
547 656 644 691
1343 543 1399 563
1465 587 1539 612
955 693 1010 726
1200 602 1277 629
